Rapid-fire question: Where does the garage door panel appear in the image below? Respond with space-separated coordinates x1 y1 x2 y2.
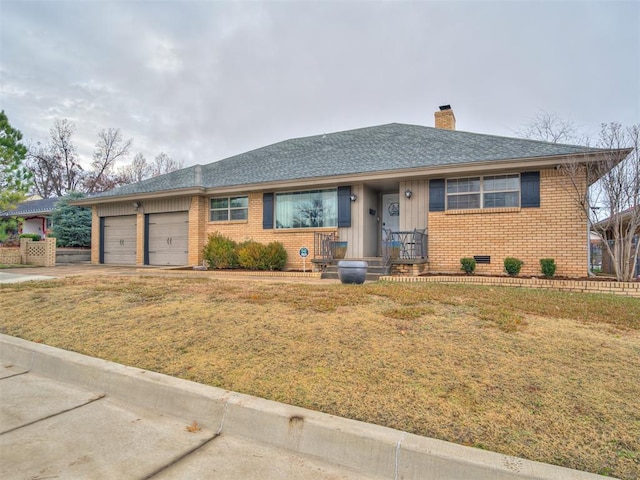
103 216 137 265
147 212 188 266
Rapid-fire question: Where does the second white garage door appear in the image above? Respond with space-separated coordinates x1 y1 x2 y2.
147 212 189 266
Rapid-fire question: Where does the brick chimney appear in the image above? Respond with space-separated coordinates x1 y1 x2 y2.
434 105 456 130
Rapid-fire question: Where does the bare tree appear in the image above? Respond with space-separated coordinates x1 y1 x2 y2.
150 152 183 177
518 112 639 281
85 128 132 193
583 124 639 281
117 152 150 184
26 119 84 198
515 111 580 145
556 124 638 281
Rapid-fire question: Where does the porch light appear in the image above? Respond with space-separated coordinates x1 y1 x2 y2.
349 193 357 202
404 189 413 199
133 202 140 211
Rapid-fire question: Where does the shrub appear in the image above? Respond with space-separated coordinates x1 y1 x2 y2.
237 241 287 271
263 241 287 271
19 233 41 241
203 232 238 269
237 240 265 270
540 258 557 278
504 257 524 276
460 257 476 274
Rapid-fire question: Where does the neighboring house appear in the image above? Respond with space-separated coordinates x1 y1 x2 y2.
594 207 640 278
72 106 630 278
0 197 59 239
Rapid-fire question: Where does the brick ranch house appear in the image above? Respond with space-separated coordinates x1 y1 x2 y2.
72 106 626 278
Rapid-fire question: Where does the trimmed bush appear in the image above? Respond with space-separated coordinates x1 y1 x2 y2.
237 240 265 270
237 240 288 271
19 233 41 241
504 257 524 276
460 257 476 275
203 232 238 269
540 258 557 278
263 241 287 271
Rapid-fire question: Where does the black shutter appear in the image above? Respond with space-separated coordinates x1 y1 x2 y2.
143 214 150 265
521 171 540 208
337 186 351 228
99 217 105 264
429 179 445 211
263 193 274 229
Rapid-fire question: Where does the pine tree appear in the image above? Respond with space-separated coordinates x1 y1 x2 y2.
0 111 31 211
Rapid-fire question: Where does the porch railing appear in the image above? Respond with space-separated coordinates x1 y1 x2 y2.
382 229 428 266
314 232 338 263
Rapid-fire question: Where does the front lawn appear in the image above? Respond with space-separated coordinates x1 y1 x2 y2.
1 276 638 478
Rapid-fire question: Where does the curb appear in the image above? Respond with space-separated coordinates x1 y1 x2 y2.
0 334 609 480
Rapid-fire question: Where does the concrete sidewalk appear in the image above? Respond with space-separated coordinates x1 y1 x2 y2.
0 335 609 479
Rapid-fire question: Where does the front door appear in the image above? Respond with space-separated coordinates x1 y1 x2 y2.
381 193 400 240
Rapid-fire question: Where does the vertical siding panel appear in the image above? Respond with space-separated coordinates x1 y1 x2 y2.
338 184 364 258
399 180 427 231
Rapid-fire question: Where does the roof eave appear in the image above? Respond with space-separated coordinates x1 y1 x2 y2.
71 149 624 202
202 151 611 194
69 187 206 206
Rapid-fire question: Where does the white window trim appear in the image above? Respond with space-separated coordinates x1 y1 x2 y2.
446 174 520 210
209 196 248 222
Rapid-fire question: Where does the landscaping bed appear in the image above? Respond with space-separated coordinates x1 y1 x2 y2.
0 276 638 478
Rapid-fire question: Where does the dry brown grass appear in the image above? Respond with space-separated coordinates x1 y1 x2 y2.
1 276 639 478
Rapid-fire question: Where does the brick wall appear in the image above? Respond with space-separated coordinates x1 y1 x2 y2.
188 196 207 266
428 169 587 277
19 237 56 267
198 192 337 270
91 207 100 264
381 275 640 298
0 248 21 265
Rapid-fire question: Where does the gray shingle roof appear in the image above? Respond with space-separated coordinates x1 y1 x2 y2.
91 123 596 199
1 198 59 217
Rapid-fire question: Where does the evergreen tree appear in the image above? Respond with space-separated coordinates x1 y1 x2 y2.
50 192 92 247
0 111 31 211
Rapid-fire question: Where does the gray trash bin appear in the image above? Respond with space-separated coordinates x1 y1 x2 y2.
337 260 368 284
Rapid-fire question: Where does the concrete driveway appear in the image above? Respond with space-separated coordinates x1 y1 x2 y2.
0 271 56 284
0 264 339 284
0 265 140 280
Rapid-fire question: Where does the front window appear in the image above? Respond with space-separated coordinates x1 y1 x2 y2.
275 189 337 228
447 174 520 210
210 196 248 221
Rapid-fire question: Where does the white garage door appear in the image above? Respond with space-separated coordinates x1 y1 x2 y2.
147 212 189 266
103 215 137 265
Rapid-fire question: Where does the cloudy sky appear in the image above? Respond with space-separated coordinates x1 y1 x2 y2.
1 0 638 170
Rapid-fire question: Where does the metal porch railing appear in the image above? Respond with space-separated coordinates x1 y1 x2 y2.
382 229 428 266
314 232 338 263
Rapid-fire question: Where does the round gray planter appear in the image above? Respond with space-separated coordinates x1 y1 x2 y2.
337 260 368 284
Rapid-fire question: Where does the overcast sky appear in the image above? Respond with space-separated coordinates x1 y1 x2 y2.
1 0 638 170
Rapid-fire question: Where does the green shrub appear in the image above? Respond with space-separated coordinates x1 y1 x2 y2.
203 232 238 269
540 258 557 278
504 257 524 276
460 257 476 274
237 240 266 270
19 233 41 241
262 241 287 271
